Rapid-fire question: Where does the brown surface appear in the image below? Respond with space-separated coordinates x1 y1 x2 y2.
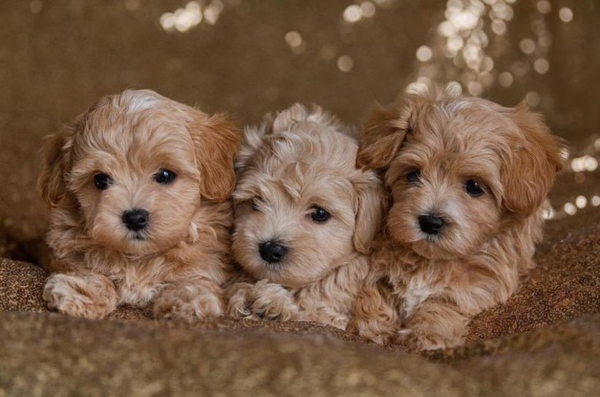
465 208 600 343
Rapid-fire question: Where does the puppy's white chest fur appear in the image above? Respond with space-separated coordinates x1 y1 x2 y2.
401 276 437 318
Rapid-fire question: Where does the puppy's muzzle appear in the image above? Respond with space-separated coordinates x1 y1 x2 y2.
259 241 288 264
122 208 150 232
418 215 445 235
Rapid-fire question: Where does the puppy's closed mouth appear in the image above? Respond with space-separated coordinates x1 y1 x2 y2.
130 233 147 241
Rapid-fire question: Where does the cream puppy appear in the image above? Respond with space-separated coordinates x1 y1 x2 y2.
39 89 240 321
227 104 386 329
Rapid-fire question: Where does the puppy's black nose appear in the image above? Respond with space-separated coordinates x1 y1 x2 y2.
259 241 288 264
418 215 445 235
122 208 150 232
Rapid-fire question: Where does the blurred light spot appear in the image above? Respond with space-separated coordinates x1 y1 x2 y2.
360 2 376 18
571 155 598 172
534 58 550 74
592 196 600 207
481 56 494 72
574 173 585 184
525 91 541 107
542 207 554 220
564 203 577 216
595 138 600 152
491 20 507 35
204 1 224 25
447 36 465 53
438 21 455 37
498 72 514 87
519 38 536 55
160 13 176 31
559 7 573 23
467 81 483 96
337 55 354 72
285 31 306 54
343 5 363 23
125 0 141 11
160 1 225 32
30 0 43 13
586 157 598 171
416 46 433 62
285 31 303 48
491 2 513 21
406 77 431 94
536 1 551 14
463 44 483 69
445 81 463 96
160 2 203 33
575 196 588 209
319 45 337 61
511 60 531 77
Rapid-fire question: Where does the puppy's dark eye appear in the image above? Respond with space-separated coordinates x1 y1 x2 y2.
94 173 112 190
465 180 485 197
154 169 177 185
406 170 421 186
310 206 331 223
251 197 263 211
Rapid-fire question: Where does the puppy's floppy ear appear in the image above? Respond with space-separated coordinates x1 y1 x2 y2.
38 120 79 207
356 103 411 170
352 173 388 254
500 103 565 215
189 111 241 202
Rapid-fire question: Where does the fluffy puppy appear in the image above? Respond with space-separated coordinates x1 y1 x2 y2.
226 104 386 329
39 89 240 321
350 90 564 349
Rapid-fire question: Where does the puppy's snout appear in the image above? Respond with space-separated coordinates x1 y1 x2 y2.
259 241 288 264
418 215 445 235
122 208 150 232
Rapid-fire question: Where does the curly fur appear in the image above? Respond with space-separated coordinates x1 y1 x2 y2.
226 104 386 329
39 89 240 321
350 90 565 349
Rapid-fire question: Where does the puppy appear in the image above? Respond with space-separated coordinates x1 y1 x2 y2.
350 90 564 349
226 104 386 329
39 89 240 321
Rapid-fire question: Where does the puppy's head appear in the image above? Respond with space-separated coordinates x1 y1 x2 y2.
39 89 240 255
233 104 385 288
357 92 564 260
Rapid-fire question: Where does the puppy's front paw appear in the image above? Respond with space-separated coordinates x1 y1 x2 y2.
43 273 118 320
153 283 223 322
227 280 299 321
347 318 394 345
396 327 462 351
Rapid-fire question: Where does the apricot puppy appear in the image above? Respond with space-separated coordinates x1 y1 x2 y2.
350 90 564 349
39 89 240 321
227 104 385 329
